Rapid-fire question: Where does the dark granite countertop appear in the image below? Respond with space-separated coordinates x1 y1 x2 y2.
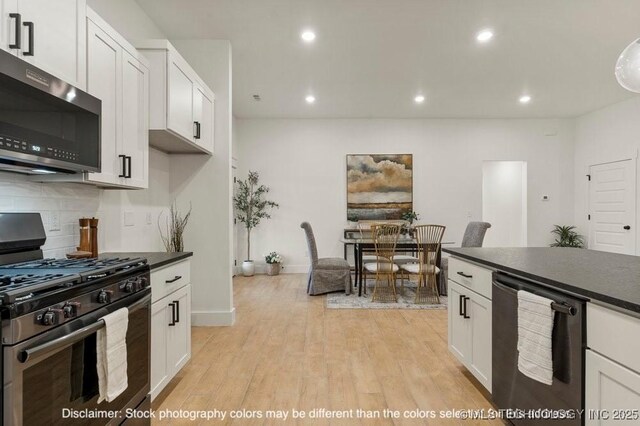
100 252 193 270
443 247 640 314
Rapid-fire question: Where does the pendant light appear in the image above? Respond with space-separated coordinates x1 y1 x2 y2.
615 38 640 93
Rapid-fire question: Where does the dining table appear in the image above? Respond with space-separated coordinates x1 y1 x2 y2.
340 237 455 297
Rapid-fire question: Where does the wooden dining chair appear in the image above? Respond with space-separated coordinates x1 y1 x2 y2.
399 224 446 304
363 223 401 302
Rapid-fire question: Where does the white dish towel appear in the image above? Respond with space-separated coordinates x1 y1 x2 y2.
517 290 554 385
96 307 129 403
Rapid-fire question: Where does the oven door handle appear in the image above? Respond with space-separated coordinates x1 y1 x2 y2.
17 293 150 364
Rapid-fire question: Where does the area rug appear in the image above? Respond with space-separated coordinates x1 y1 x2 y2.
326 284 448 310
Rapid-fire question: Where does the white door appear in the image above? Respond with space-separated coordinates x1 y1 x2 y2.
448 281 471 363
1 0 19 54
17 0 86 89
167 285 191 374
167 52 195 142
469 292 492 392
588 160 636 255
586 350 640 425
122 50 149 188
150 299 170 400
86 21 122 185
193 84 214 153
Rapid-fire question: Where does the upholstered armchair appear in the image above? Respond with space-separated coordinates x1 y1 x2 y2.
440 221 491 295
301 222 352 295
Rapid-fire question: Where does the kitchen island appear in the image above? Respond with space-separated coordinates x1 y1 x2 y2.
443 247 640 426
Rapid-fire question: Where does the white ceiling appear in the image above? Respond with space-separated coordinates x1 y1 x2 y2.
135 0 640 119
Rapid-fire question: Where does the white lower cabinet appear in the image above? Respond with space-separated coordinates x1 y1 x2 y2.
448 258 492 392
150 260 192 400
586 303 640 425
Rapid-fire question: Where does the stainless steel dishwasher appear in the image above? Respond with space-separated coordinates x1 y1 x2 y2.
492 272 587 425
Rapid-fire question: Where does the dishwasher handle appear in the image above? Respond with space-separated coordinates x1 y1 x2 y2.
493 276 576 316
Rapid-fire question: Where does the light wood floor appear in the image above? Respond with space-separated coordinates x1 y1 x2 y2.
152 274 502 425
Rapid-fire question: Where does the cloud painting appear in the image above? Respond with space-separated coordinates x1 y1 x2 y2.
347 154 413 221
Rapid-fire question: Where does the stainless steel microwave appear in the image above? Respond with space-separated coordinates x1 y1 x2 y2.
0 49 101 174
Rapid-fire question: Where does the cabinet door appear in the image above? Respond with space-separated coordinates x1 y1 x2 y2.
1 0 19 54
586 350 640 425
193 84 214 153
167 52 195 142
469 292 492 392
85 20 122 185
167 285 191 375
17 0 86 89
122 50 149 189
150 299 170 400
448 280 471 364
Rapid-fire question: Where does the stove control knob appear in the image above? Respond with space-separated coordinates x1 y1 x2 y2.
41 309 61 326
63 302 81 318
97 290 113 304
124 281 135 293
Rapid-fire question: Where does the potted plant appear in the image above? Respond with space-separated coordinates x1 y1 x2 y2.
550 225 585 248
158 202 192 252
233 171 279 276
400 211 420 237
265 252 283 276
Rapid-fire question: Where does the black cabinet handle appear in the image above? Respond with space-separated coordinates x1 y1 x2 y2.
118 155 126 177
9 13 21 49
165 275 182 284
624 225 631 230
194 121 201 139
463 297 470 319
457 271 473 279
125 156 132 178
22 21 34 56
168 302 176 326
459 294 465 317
174 300 180 323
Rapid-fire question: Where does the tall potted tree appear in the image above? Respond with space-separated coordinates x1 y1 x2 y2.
233 171 279 276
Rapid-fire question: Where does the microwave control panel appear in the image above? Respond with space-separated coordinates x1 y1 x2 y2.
0 134 78 162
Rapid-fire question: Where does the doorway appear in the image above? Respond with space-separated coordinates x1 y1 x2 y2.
482 161 528 247
588 159 636 255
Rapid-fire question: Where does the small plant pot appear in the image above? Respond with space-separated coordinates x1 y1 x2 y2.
242 260 255 277
266 263 281 276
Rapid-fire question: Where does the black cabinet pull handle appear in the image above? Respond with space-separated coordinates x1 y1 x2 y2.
463 297 470 319
168 302 176 326
457 271 473 279
165 275 182 284
9 13 21 49
624 225 631 230
459 294 465 317
118 155 126 177
125 156 132 178
174 300 180 323
194 121 201 139
22 21 34 56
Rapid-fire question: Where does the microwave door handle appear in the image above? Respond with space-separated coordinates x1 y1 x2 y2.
9 14 21 49
18 293 150 364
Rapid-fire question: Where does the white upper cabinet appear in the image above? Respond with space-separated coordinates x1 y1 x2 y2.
122 49 149 188
1 0 86 90
136 40 214 155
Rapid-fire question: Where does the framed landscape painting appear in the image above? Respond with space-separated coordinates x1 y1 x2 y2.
346 154 413 221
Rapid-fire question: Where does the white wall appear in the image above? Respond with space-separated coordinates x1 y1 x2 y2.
236 118 575 272
574 96 640 252
482 161 528 247
87 0 165 40
169 40 235 326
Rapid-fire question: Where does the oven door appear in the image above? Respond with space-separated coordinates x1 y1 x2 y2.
3 290 150 426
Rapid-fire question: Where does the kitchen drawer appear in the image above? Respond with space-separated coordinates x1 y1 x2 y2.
588 303 640 374
448 257 493 300
151 259 191 302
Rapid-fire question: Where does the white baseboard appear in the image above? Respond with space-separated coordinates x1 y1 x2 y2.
191 308 236 326
233 264 309 275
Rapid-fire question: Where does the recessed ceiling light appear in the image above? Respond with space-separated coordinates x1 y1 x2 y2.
305 95 316 104
414 95 425 104
519 95 532 104
476 29 494 43
301 31 316 42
